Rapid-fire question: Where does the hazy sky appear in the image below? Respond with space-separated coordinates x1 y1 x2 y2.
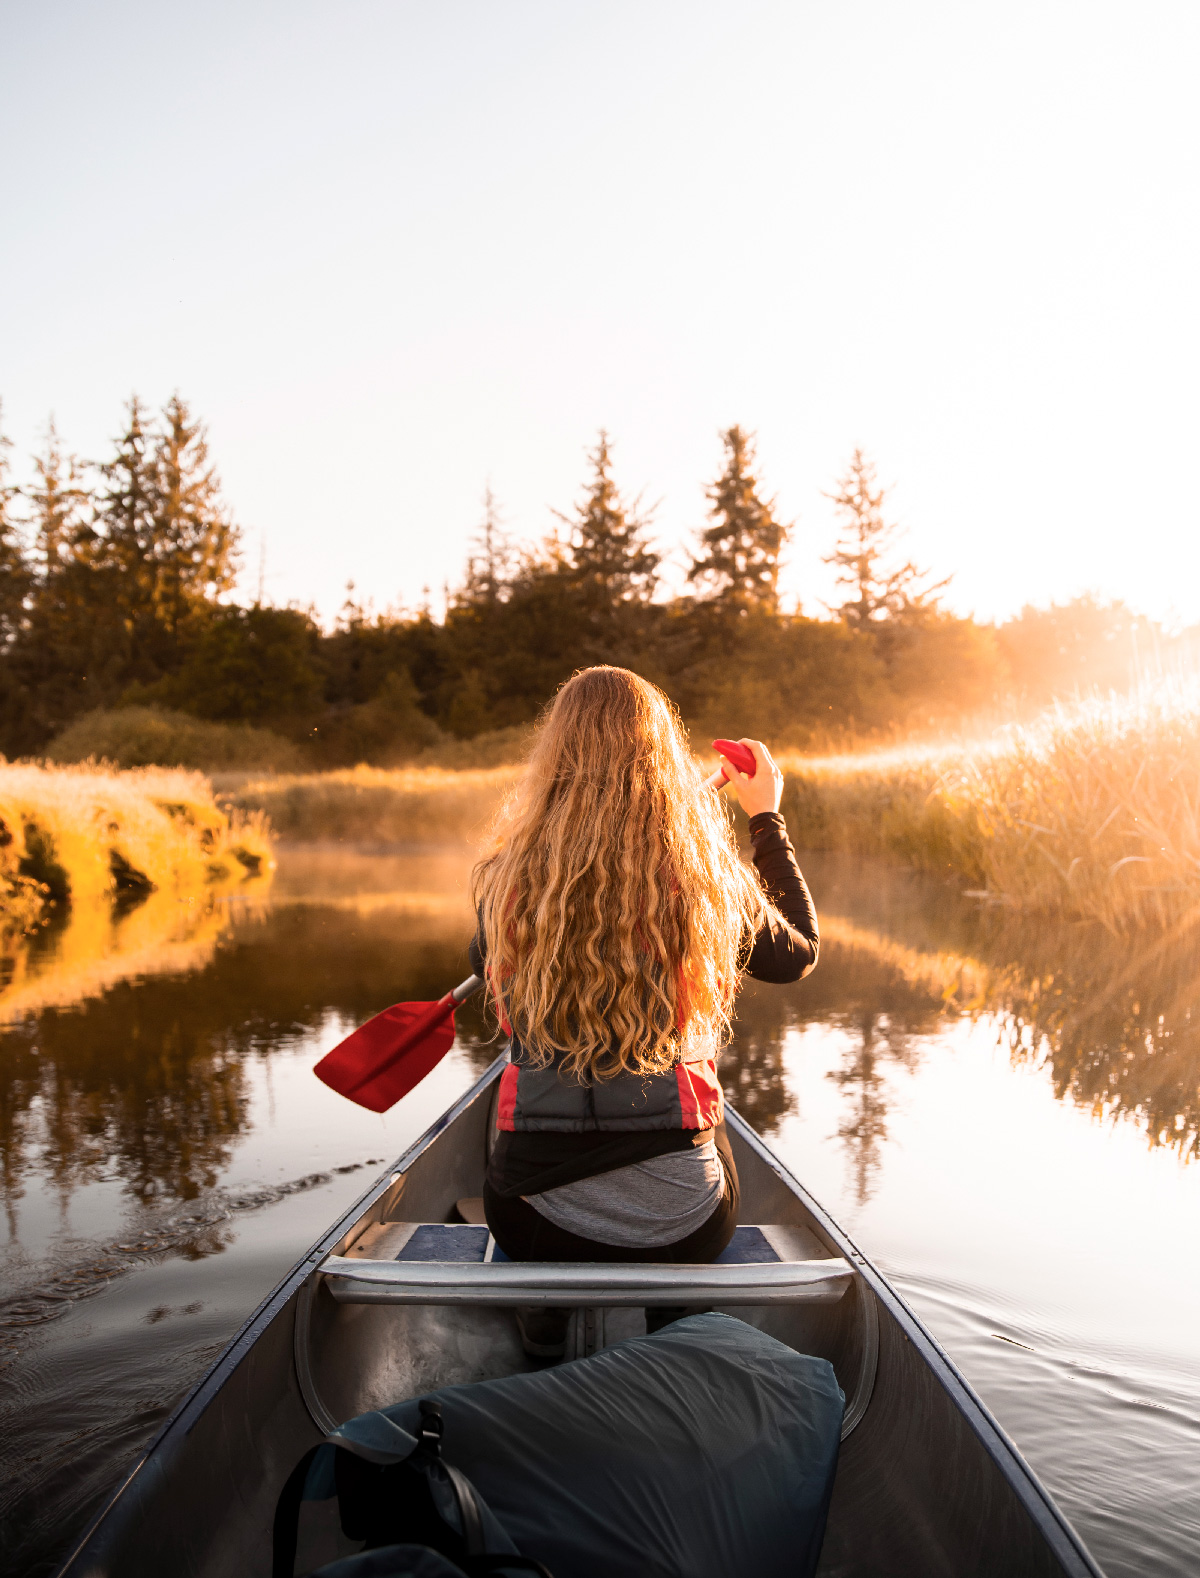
2 1 1198 626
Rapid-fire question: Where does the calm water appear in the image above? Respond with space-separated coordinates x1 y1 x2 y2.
2 845 1199 1576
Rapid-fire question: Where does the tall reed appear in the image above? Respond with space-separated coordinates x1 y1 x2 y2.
781 683 1200 930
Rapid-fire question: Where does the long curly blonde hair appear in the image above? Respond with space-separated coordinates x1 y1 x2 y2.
473 666 775 1080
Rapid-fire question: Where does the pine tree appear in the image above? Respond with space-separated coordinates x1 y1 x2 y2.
554 432 659 614
11 415 129 743
91 395 155 574
0 403 30 651
150 393 239 628
460 485 515 609
27 418 89 585
89 395 240 677
823 449 948 628
689 426 788 617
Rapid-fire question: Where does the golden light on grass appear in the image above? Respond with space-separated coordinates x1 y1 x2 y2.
168 683 1200 932
229 764 519 845
0 760 275 939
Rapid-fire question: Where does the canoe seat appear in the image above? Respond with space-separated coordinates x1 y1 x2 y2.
378 1221 790 1266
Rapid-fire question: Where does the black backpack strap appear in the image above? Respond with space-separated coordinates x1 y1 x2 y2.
441 1461 486 1556
273 1446 319 1578
417 1400 486 1557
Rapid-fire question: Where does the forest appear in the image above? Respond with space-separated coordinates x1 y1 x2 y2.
0 394 1177 768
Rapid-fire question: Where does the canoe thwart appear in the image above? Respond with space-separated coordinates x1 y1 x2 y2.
319 1253 854 1305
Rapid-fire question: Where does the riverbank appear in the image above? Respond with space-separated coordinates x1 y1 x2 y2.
224 764 516 846
0 762 275 938
225 686 1200 931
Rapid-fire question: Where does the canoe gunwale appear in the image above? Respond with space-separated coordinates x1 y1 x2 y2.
56 1052 513 1578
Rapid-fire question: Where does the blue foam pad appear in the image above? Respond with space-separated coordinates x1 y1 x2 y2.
490 1224 779 1267
396 1224 490 1263
714 1225 780 1264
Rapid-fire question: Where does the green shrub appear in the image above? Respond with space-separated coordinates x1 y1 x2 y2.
47 706 302 772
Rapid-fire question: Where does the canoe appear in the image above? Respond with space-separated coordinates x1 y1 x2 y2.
59 1053 1102 1578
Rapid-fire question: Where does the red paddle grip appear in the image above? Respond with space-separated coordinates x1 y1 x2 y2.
712 739 758 777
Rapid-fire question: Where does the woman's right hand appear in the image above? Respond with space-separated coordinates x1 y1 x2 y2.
720 738 783 817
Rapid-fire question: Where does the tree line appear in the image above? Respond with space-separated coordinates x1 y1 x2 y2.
0 395 1164 764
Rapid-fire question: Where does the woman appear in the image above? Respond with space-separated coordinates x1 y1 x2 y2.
469 666 818 1355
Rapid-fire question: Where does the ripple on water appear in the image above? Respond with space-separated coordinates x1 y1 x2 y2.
0 1160 384 1362
890 1269 1200 1578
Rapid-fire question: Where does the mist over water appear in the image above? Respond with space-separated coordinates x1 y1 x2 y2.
2 846 1199 1576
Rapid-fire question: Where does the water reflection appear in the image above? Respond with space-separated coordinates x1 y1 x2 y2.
722 852 1200 1200
727 921 946 1202
2 845 1196 1578
1 846 1198 1222
0 851 498 1219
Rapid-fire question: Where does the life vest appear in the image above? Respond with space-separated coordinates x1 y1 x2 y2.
495 1046 724 1134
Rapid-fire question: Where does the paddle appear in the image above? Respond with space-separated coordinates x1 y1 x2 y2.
703 737 758 790
314 737 759 1112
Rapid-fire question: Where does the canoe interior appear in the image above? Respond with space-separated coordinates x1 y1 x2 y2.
61 1057 1099 1578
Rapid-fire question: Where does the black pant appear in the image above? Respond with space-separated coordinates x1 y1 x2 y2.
484 1122 739 1263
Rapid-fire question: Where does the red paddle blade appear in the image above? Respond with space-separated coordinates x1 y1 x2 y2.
712 739 757 777
314 995 457 1114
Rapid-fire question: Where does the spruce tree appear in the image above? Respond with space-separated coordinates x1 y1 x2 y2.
552 431 658 655
92 395 156 579
689 426 788 617
0 403 30 651
20 419 93 713
90 395 239 678
150 393 239 628
27 418 89 586
14 415 131 742
823 449 947 627
460 485 515 609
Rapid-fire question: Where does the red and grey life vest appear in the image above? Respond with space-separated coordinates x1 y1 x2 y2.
495 1048 724 1133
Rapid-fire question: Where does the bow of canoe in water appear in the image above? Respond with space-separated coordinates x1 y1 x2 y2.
60 1055 1101 1578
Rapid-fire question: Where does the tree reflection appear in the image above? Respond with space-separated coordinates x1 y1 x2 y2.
826 1010 923 1205
0 894 488 1216
727 931 943 1201
728 851 1200 1196
980 910 1200 1162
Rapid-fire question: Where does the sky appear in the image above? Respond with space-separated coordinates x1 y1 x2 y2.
2 1 1198 627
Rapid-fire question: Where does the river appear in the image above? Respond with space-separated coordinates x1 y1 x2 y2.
1 844 1198 1576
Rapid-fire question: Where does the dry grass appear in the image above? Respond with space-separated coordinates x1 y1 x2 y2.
780 683 1200 930
228 764 518 845
0 761 276 936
